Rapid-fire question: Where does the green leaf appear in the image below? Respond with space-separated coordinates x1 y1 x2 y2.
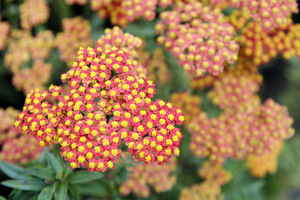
26 167 56 181
67 171 103 184
0 195 7 200
44 148 63 174
2 178 46 191
68 184 80 200
0 160 26 179
38 185 55 200
77 182 108 197
54 182 68 200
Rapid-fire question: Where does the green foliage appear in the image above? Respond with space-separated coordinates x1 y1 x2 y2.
0 148 104 200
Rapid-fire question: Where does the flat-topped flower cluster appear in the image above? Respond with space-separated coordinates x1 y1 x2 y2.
15 47 184 172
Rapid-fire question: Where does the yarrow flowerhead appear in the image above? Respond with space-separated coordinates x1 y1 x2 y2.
120 156 177 198
0 17 10 51
55 17 92 65
246 140 283 178
15 47 184 172
156 1 239 76
0 107 41 163
20 0 50 30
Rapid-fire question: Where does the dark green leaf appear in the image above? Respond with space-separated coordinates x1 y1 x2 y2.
26 167 56 181
44 148 63 174
77 182 108 197
0 160 26 179
54 182 68 200
68 184 80 200
38 185 55 200
2 178 46 191
67 171 103 184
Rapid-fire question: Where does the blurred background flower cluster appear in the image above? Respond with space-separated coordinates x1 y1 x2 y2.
0 0 300 200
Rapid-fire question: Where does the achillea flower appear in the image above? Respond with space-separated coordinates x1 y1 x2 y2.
0 107 41 164
246 140 283 178
12 60 52 94
5 30 32 73
170 91 205 123
119 157 177 198
207 74 260 109
55 17 92 65
211 0 298 31
156 1 239 76
0 107 19 145
20 0 49 30
65 0 87 5
0 135 41 163
179 181 223 200
198 161 232 186
30 30 54 60
122 0 157 22
137 47 171 85
15 47 184 172
0 18 10 50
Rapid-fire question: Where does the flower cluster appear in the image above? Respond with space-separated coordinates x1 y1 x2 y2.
180 160 231 200
179 182 223 200
20 0 50 30
170 91 204 123
155 1 239 76
65 0 87 5
122 0 157 22
4 30 54 93
15 47 184 172
12 60 52 94
246 140 283 178
0 17 10 50
0 107 41 163
211 0 298 31
120 157 177 198
55 17 92 65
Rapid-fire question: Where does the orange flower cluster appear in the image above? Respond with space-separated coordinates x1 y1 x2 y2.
12 60 52 94
0 17 10 50
155 1 239 77
0 107 41 163
15 47 184 172
180 160 231 200
4 30 54 93
20 0 49 30
246 140 283 178
180 181 223 200
55 17 92 66
120 157 177 198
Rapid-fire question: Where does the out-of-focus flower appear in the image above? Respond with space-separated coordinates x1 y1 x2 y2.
30 30 54 60
5 30 32 73
211 0 298 31
246 140 283 178
55 17 92 66
0 107 41 163
12 60 52 94
156 1 239 77
170 91 205 123
20 0 50 30
123 0 157 22
120 157 177 198
179 181 223 200
15 47 184 172
65 0 87 5
0 17 10 50
198 161 232 186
